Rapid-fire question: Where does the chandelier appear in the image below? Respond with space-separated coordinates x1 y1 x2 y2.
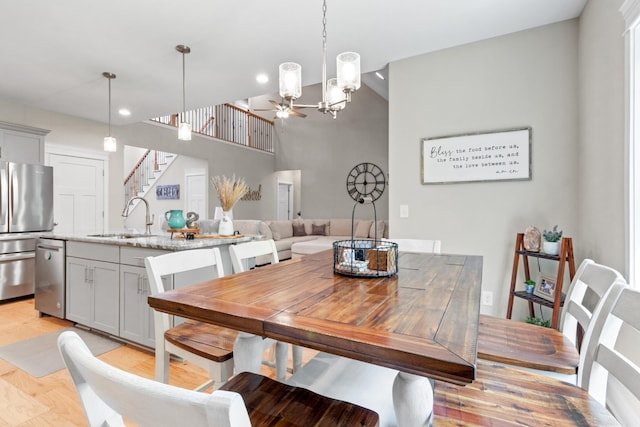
278 0 361 119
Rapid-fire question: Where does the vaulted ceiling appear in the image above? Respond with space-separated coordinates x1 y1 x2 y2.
0 0 586 126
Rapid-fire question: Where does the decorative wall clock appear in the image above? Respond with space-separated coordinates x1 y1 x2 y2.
346 162 386 202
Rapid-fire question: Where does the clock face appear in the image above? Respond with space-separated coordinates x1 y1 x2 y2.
346 162 386 202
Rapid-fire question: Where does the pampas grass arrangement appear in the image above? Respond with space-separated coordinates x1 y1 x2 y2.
211 175 249 211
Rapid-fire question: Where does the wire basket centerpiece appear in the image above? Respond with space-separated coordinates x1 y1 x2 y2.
333 193 398 277
333 239 398 277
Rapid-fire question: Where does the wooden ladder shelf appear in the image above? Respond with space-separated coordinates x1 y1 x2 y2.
505 233 576 329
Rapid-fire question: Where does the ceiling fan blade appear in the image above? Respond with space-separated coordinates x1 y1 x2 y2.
269 99 282 109
254 108 276 112
289 110 307 118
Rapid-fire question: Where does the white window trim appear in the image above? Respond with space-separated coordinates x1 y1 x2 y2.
622 0 640 286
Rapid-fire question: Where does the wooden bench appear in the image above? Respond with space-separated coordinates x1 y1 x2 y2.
222 371 380 426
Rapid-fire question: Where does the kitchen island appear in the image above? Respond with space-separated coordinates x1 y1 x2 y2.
42 232 252 348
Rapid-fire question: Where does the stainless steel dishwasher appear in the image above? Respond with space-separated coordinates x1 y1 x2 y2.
35 238 66 318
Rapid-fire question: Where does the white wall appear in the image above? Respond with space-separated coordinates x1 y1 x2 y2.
117 121 277 222
577 0 625 274
389 20 580 318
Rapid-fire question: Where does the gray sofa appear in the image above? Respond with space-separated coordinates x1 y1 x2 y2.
198 218 387 261
265 219 388 260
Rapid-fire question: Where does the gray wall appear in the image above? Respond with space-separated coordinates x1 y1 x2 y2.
253 83 390 221
577 0 625 274
389 20 580 317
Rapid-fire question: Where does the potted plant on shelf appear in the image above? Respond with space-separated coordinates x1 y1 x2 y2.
211 174 249 236
524 279 536 294
542 225 563 255
526 316 551 328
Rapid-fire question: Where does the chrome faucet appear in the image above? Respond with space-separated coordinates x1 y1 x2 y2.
122 196 154 235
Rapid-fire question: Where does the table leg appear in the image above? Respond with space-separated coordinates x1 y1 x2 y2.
392 372 433 427
233 332 263 374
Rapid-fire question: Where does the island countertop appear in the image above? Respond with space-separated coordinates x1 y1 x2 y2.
41 232 253 250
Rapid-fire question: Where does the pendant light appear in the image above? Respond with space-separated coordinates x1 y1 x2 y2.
102 72 117 152
278 0 360 119
176 44 192 141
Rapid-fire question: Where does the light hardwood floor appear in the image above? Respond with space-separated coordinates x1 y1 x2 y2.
0 298 300 426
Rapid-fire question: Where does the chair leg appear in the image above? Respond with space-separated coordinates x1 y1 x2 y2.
155 342 170 384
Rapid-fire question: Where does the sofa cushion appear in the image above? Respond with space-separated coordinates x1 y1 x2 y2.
268 220 293 240
329 219 352 236
311 224 327 236
291 237 336 255
355 220 373 238
292 221 307 236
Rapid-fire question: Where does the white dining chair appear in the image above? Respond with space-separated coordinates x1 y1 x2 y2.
145 248 235 391
478 258 626 382
578 285 640 427
58 330 379 427
229 239 303 379
57 330 251 427
385 238 442 254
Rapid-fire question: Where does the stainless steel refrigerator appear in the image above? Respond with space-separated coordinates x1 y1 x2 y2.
0 161 54 302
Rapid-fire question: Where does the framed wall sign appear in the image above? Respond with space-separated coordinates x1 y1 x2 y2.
156 184 180 200
421 127 531 184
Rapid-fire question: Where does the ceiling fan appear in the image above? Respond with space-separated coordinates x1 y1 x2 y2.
254 99 307 119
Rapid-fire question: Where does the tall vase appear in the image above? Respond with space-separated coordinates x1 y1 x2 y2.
218 210 234 236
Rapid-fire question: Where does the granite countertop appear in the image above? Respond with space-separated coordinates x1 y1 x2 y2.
41 232 253 250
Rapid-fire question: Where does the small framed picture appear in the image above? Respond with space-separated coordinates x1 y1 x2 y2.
534 273 557 302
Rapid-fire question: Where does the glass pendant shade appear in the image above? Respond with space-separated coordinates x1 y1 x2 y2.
276 110 290 119
178 122 192 141
279 62 302 100
103 136 117 152
337 52 361 92
326 78 346 110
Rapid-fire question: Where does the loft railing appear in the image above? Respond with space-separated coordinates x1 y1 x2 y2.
124 149 173 202
151 103 274 153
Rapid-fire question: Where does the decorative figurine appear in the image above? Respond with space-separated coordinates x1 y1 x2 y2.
523 225 541 252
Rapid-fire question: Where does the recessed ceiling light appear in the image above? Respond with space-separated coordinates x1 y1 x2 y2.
375 71 385 80
256 74 269 84
118 108 131 116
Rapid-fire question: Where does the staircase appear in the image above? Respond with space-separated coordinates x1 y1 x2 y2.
124 150 177 204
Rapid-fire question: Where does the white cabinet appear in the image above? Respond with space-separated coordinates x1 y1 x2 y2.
119 247 170 347
66 242 120 335
0 121 48 163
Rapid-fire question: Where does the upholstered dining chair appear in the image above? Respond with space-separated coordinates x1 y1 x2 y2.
57 330 379 427
145 248 236 391
229 239 303 379
477 258 626 382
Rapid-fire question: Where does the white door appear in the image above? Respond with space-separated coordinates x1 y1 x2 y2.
277 182 293 220
185 169 207 216
48 154 104 234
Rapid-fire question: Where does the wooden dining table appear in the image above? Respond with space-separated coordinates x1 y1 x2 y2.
148 249 483 426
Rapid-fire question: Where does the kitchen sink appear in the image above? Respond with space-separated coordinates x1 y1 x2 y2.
86 233 156 239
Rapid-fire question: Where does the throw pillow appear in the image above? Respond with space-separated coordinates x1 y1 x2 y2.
292 222 307 236
311 224 327 236
355 220 373 238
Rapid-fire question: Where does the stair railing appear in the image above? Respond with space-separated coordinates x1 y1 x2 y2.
124 150 173 203
151 103 274 153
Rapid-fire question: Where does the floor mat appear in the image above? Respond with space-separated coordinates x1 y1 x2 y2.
0 327 123 378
